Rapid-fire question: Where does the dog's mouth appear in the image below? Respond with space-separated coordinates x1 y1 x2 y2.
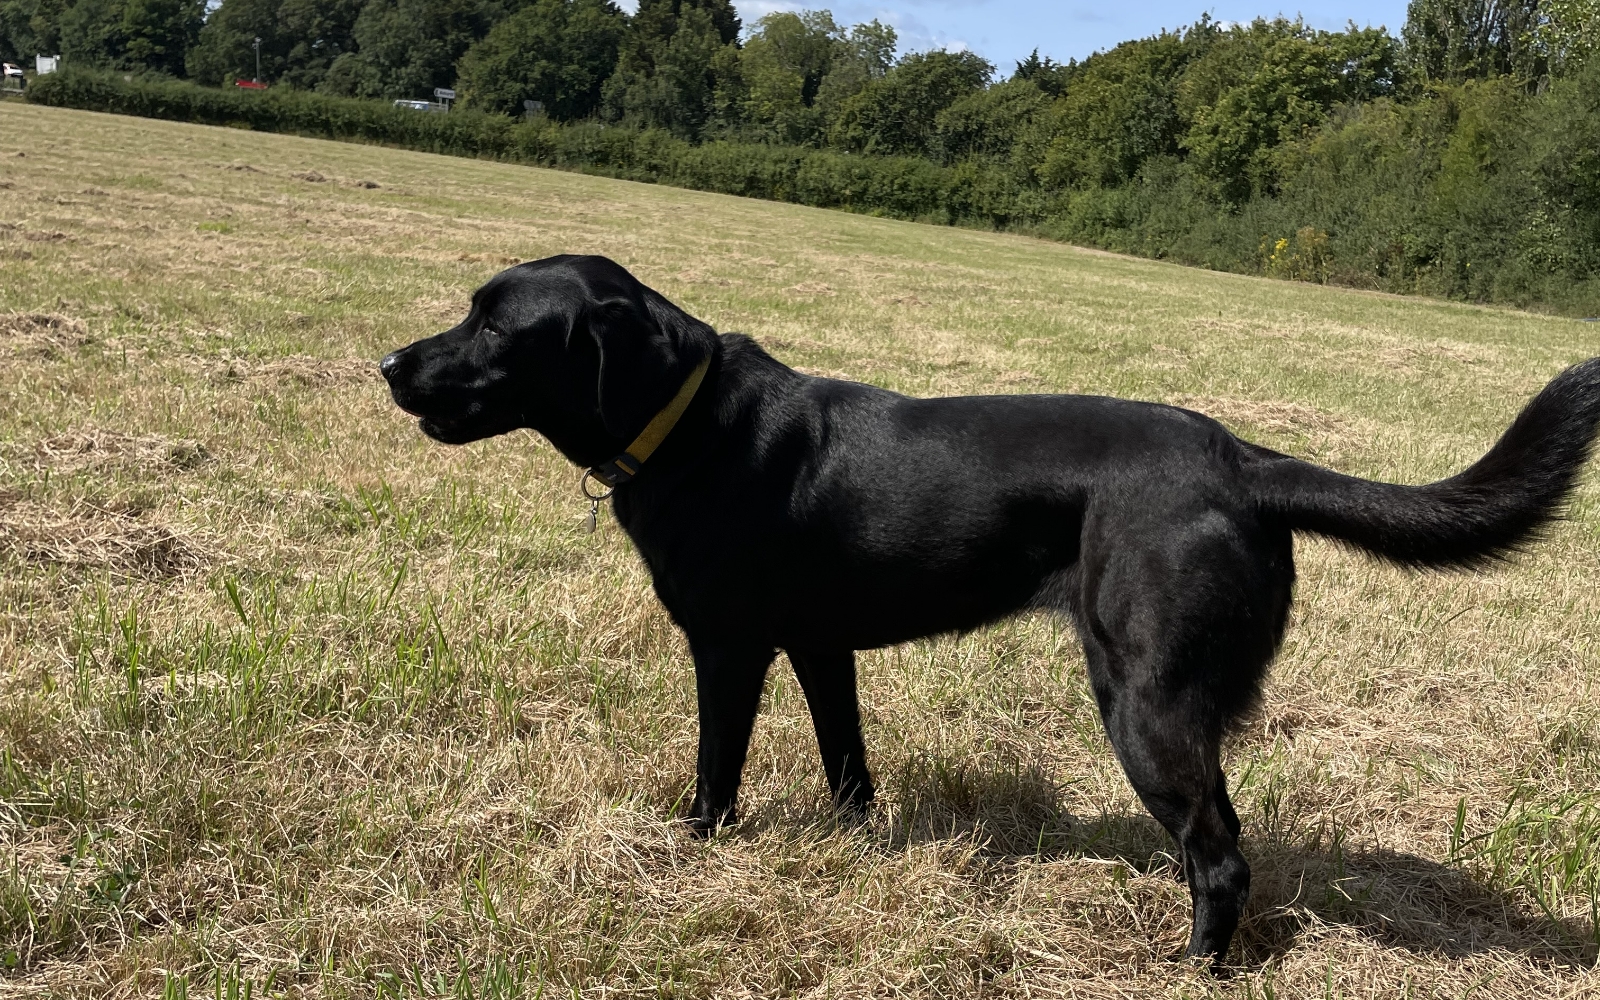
416 408 524 446
397 403 466 442
388 376 521 445
418 414 484 445
389 392 482 444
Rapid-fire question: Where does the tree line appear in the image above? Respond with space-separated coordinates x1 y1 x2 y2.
6 1 1600 313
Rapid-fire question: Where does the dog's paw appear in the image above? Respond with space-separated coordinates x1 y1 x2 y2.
681 799 737 838
830 777 875 826
834 791 875 827
682 814 718 839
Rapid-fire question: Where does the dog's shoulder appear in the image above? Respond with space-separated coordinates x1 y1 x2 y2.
720 332 897 401
719 331 782 366
718 332 872 400
712 333 902 454
718 332 806 392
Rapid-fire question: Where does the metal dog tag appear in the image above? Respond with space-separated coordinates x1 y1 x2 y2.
579 470 613 536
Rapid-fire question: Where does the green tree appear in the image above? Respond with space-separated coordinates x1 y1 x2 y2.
1011 48 1071 96
321 0 514 100
628 0 738 48
813 18 894 122
1181 20 1402 201
0 0 71 64
734 9 841 143
932 77 1051 163
1025 29 1196 189
1533 57 1600 255
601 0 741 138
1403 0 1547 82
1535 0 1600 75
57 0 125 67
457 0 624 118
827 48 993 157
46 0 201 73
120 0 202 74
187 0 363 89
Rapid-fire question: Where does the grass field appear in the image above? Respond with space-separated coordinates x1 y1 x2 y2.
2 101 1600 998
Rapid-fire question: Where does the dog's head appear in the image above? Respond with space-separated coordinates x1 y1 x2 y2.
380 255 716 466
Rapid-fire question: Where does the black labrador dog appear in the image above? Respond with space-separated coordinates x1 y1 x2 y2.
381 254 1600 962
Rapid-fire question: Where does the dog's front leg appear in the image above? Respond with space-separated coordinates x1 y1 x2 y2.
787 649 874 819
684 640 776 837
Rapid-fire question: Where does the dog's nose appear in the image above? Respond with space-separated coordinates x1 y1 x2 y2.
379 351 402 381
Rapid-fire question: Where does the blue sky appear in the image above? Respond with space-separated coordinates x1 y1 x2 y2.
616 2 1412 72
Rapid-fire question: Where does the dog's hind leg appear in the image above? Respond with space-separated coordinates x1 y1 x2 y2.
1215 767 1242 842
1073 511 1291 963
685 641 777 836
787 650 874 818
1088 652 1251 962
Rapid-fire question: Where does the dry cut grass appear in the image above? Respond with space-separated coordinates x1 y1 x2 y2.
1 102 1600 998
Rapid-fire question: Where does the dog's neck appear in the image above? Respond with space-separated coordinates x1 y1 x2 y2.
532 332 729 472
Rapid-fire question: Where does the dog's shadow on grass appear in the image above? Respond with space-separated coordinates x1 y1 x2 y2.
855 754 1598 970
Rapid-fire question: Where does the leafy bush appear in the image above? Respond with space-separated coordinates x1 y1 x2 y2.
23 66 984 224
26 66 524 155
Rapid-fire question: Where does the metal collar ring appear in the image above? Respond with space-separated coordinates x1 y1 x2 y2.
580 470 616 502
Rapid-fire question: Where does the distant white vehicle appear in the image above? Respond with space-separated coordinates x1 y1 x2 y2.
394 99 448 113
2 63 23 85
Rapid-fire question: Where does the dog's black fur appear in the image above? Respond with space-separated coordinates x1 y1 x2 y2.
381 254 1600 962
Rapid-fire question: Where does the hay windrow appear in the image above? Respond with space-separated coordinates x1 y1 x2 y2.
0 311 92 359
1173 394 1347 437
794 365 856 379
0 498 212 576
454 252 521 264
202 354 380 386
34 429 210 472
759 336 831 354
996 369 1043 385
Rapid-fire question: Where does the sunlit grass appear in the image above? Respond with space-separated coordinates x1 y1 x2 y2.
1 101 1598 998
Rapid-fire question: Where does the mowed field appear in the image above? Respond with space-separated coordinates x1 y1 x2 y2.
2 101 1600 999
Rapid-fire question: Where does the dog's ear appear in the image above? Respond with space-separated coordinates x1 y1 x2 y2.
586 295 683 440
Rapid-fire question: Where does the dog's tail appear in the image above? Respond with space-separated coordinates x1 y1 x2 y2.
1244 357 1600 569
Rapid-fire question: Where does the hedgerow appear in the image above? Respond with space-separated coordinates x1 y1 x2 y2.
23 69 978 225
